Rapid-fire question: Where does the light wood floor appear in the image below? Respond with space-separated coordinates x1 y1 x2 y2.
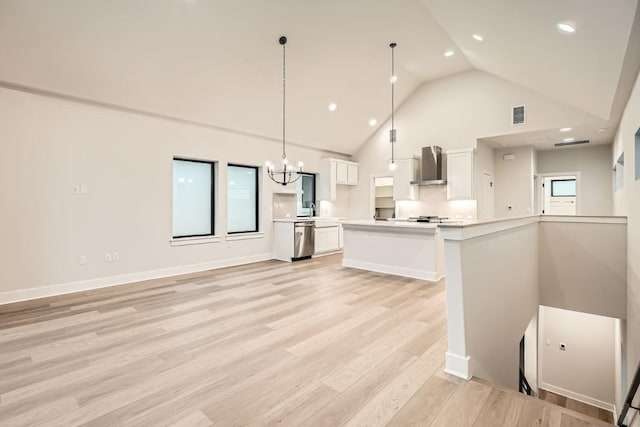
0 254 613 426
538 389 615 424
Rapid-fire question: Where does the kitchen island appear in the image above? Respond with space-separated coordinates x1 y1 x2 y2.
341 220 444 281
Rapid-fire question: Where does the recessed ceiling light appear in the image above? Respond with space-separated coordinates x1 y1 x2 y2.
368 118 377 127
557 22 576 33
472 34 483 42
563 137 575 142
560 127 572 132
597 127 607 133
444 50 455 57
328 103 337 112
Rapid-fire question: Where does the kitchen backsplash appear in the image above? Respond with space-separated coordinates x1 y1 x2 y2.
396 185 477 219
272 193 297 219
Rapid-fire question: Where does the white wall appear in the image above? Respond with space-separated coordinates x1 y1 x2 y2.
612 67 640 393
441 218 539 389
538 219 627 319
494 146 535 217
350 69 609 220
0 87 348 303
537 145 613 216
539 306 616 412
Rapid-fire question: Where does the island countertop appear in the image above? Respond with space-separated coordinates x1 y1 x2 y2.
341 219 439 232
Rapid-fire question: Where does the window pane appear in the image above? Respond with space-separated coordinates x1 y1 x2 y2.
228 165 258 233
551 179 576 197
297 173 315 217
173 159 213 237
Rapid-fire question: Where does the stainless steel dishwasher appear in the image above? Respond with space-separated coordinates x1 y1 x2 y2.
293 221 315 260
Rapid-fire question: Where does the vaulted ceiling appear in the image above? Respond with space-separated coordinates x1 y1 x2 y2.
0 0 638 154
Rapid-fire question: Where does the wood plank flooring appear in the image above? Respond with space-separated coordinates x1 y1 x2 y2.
538 389 615 424
0 255 613 426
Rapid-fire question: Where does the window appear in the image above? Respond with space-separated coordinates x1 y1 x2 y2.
228 164 259 234
550 179 576 197
297 173 316 217
173 158 215 238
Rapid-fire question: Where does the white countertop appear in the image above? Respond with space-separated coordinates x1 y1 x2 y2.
273 216 345 223
341 219 439 229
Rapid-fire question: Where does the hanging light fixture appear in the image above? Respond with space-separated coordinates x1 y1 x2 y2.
265 36 303 186
388 42 397 172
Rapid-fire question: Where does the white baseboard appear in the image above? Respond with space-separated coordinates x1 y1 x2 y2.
342 259 444 282
445 351 472 380
0 253 274 305
540 382 616 413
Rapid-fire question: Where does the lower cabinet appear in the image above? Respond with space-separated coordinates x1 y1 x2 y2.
314 226 340 254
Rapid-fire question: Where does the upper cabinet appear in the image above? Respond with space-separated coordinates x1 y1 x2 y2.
447 149 475 200
318 158 359 201
393 157 419 201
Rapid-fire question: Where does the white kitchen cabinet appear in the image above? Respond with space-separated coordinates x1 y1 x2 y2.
393 157 419 201
336 162 349 184
347 163 358 185
318 158 359 201
447 149 475 200
315 226 340 254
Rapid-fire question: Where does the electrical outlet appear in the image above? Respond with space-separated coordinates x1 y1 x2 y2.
112 252 119 261
105 253 112 262
80 184 88 194
79 255 87 265
72 184 80 194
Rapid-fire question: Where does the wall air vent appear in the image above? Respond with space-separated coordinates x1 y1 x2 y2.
512 105 526 125
554 140 590 147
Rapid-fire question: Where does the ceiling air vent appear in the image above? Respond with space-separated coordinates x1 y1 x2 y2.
512 105 526 125
554 140 590 147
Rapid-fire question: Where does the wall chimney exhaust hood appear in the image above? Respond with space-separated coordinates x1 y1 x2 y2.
410 146 447 185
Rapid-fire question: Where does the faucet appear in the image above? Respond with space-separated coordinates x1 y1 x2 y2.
309 202 316 217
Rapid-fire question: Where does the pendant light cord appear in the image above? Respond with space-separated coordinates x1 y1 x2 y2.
281 37 287 162
390 42 397 164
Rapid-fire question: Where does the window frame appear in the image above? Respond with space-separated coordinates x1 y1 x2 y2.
172 157 216 239
227 163 260 235
550 178 577 197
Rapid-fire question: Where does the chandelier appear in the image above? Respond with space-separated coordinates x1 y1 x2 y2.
265 36 303 185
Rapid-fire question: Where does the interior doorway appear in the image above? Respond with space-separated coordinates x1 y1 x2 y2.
477 171 495 220
538 172 581 215
370 175 395 220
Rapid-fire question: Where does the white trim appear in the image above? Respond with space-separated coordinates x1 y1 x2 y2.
439 216 538 241
170 235 222 246
342 259 443 281
0 253 274 305
540 383 616 413
445 352 472 380
226 232 265 241
538 215 626 224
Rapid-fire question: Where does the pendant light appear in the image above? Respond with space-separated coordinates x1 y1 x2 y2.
388 42 397 172
265 36 303 186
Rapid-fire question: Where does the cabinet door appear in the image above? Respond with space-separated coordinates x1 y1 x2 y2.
336 162 349 184
314 227 339 253
393 158 418 201
317 159 336 201
447 151 474 200
347 164 358 185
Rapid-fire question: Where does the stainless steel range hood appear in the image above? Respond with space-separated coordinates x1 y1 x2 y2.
410 146 447 185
